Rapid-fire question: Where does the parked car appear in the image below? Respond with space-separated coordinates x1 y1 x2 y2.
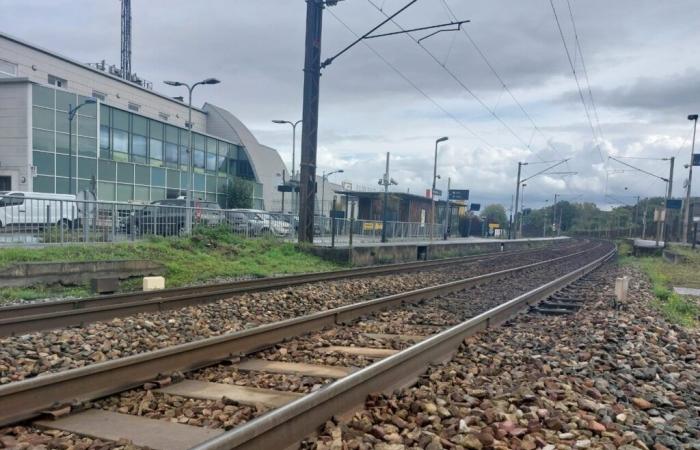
133 199 222 236
226 209 291 237
0 191 77 228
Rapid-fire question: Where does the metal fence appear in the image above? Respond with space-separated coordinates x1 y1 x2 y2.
0 194 445 246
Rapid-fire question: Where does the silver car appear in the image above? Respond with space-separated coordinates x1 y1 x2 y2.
225 209 291 237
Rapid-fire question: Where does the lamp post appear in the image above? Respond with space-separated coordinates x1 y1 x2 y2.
683 114 698 243
163 77 221 234
272 119 302 214
520 183 527 237
67 98 97 195
431 137 449 240
321 169 343 217
512 162 527 239
379 152 398 243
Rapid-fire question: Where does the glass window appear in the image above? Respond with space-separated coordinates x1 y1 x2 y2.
194 134 205 151
55 90 76 112
112 109 129 131
78 157 97 179
180 172 189 190
194 150 205 169
132 134 147 163
33 107 55 130
100 105 110 126
226 144 238 159
32 129 54 152
56 132 71 154
99 159 116 181
217 155 226 175
194 173 205 191
135 165 150 185
32 85 54 108
132 115 148 136
149 139 163 163
117 162 134 183
180 129 189 147
238 147 248 161
56 177 70 194
98 182 115 201
134 185 149 202
149 120 163 139
206 175 216 193
206 153 217 172
100 125 110 150
206 137 217 155
77 96 97 117
33 151 54 175
56 154 70 176
117 184 133 202
151 167 166 186
77 179 91 193
112 129 129 154
165 125 179 143
78 137 97 157
164 142 178 166
78 116 97 137
228 158 237 176
151 187 166 201
34 175 54 193
55 111 74 134
179 145 189 171
217 177 227 193
167 169 180 189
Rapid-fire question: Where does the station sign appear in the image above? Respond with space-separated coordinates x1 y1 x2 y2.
469 203 481 212
432 189 443 197
666 199 682 209
448 189 470 201
277 185 300 193
693 154 700 166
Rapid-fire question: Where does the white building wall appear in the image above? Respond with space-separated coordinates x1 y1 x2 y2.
0 79 31 191
0 33 207 133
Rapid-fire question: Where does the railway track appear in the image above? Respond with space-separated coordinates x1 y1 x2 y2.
0 241 579 336
0 240 615 449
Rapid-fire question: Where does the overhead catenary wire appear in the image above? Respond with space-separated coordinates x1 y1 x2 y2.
325 7 494 149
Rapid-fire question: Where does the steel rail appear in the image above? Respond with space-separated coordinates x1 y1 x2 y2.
193 244 616 450
0 242 598 426
0 242 577 336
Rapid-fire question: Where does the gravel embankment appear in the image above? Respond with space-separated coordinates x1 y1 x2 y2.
0 244 586 385
307 264 699 450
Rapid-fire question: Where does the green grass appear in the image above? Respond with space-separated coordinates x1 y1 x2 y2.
0 226 340 303
620 244 699 328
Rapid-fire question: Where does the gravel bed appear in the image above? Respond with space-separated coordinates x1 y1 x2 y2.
307 263 699 450
0 425 136 449
0 244 588 385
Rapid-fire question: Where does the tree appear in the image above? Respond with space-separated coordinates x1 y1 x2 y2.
480 204 507 228
226 178 254 209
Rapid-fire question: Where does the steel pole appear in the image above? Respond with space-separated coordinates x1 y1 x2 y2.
430 140 438 241
298 0 324 243
683 116 698 243
443 177 450 240
186 85 194 234
513 162 523 239
661 157 675 245
68 105 73 195
321 172 325 217
381 152 390 243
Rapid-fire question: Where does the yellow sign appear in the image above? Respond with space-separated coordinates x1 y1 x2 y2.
488 223 500 229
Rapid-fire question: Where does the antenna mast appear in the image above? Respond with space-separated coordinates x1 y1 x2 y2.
120 0 131 81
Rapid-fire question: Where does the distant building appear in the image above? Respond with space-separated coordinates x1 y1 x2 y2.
334 190 451 223
0 32 287 209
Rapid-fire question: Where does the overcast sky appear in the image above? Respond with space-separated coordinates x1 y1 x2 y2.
3 0 699 211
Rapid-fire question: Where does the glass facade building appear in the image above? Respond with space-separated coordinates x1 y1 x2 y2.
30 84 263 207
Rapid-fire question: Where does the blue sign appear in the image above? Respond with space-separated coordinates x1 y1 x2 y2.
693 154 700 166
448 189 470 201
469 203 481 212
666 199 682 209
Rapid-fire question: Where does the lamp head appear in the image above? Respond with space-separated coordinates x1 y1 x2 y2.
203 78 221 85
272 120 287 124
436 136 449 143
689 114 699 121
84 98 97 104
163 80 183 87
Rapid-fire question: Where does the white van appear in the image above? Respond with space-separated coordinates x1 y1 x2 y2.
0 191 78 228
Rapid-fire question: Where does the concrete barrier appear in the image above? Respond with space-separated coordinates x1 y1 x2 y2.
0 260 165 287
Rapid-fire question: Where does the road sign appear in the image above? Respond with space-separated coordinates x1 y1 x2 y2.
666 199 682 209
448 189 470 201
693 154 700 166
277 185 300 193
432 189 442 197
469 203 481 212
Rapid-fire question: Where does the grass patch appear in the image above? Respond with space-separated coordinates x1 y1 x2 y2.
0 226 340 303
620 246 699 328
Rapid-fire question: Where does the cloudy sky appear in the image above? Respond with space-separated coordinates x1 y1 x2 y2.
3 0 699 211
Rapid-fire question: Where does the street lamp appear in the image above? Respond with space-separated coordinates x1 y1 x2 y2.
67 98 97 195
683 114 698 243
321 169 344 217
163 78 221 233
431 137 449 239
520 182 527 237
272 119 302 214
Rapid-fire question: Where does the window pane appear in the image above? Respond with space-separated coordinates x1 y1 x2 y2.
78 116 97 137
78 96 97 117
194 173 205 191
56 132 71 154
55 111 74 134
112 109 129 131
32 129 54 152
98 182 115 201
78 157 97 180
226 144 238 159
33 151 54 175
194 134 205 151
132 134 147 163
99 159 116 181
180 172 189 190
151 167 166 186
151 187 166 201
55 90 76 112
100 125 110 150
132 115 148 136
134 185 149 202
167 169 180 188
33 107 55 130
56 177 70 194
34 175 54 193
135 165 150 185
149 139 163 162
206 137 217 155
206 175 216 193
56 154 70 176
165 142 178 166
179 145 189 170
117 184 133 202
150 120 163 139
117 162 134 183
217 155 226 175
100 105 110 126
78 136 97 157
165 125 179 143
113 129 128 153
206 153 217 172
238 147 248 161
194 150 205 169
33 85 54 108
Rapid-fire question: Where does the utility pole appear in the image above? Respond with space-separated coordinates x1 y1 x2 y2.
553 193 559 236
661 157 675 245
444 177 451 240
682 114 698 243
298 0 324 243
513 162 525 239
379 152 397 243
431 137 448 240
519 183 526 237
